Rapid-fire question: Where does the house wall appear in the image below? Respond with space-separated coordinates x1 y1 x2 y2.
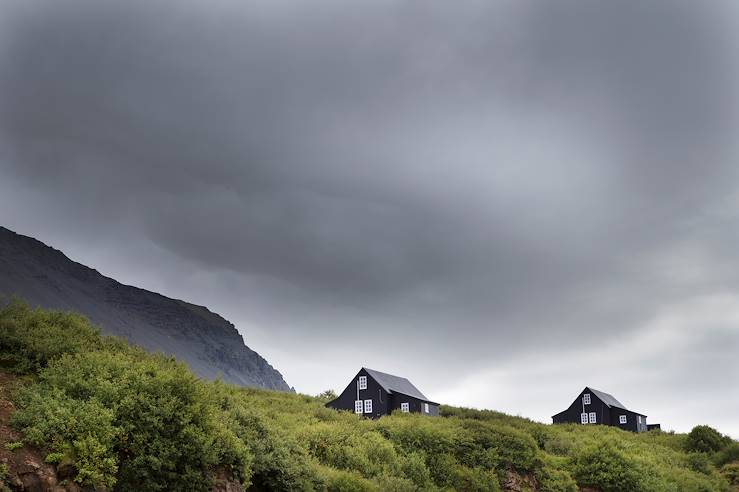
608 407 648 433
326 368 389 418
552 389 612 426
389 393 440 416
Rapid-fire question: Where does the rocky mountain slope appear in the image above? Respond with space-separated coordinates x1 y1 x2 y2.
0 226 291 391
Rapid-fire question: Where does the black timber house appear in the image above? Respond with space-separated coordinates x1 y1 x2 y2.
552 387 651 433
326 367 440 418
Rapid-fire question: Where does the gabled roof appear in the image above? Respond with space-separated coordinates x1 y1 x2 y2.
587 387 626 409
363 367 438 404
586 387 646 416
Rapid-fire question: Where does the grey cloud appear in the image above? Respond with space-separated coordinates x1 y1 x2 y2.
1 0 738 432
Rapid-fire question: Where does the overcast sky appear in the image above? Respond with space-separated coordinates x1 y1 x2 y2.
2 0 739 437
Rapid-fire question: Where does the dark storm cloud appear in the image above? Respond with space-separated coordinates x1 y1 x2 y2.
1 0 738 433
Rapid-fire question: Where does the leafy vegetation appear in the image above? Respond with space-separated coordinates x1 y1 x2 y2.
686 425 734 454
1 300 737 491
0 463 9 492
3 442 22 452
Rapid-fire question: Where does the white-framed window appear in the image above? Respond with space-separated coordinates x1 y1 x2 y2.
638 415 642 424
354 400 363 414
424 403 430 413
583 393 591 405
401 402 409 413
589 412 597 424
581 413 588 424
619 415 627 424
358 376 367 390
364 399 372 414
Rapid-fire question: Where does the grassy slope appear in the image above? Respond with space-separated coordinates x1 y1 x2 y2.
0 301 737 491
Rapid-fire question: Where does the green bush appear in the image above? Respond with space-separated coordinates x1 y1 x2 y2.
448 465 501 492
4 442 22 451
720 463 739 486
0 463 9 492
459 420 540 472
216 392 321 491
541 433 575 457
44 452 65 464
12 386 118 488
0 299 104 374
535 456 578 492
685 425 731 453
572 441 648 492
714 441 739 467
317 465 376 492
13 349 253 491
687 452 712 474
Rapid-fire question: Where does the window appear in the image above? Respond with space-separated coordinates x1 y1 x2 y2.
358 376 367 390
583 393 591 405
638 415 642 424
619 415 627 424
401 402 409 413
354 400 363 414
364 399 372 414
424 403 430 413
581 413 588 424
589 412 597 424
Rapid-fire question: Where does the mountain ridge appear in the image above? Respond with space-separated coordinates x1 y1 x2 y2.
0 225 291 391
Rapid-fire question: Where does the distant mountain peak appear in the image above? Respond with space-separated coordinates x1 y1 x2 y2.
0 226 291 391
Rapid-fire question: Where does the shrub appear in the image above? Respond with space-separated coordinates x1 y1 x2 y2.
0 300 103 374
687 452 712 474
423 453 459 489
219 397 321 491
12 350 251 491
536 456 578 492
541 433 575 456
0 463 9 492
316 389 338 402
397 451 433 489
464 421 540 472
377 415 458 457
720 463 739 486
12 386 118 488
685 425 731 453
572 441 647 492
44 452 65 464
374 473 417 492
448 465 500 492
316 466 376 492
714 442 739 467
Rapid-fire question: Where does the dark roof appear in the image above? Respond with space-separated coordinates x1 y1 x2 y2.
363 367 438 404
588 387 626 409
586 387 646 416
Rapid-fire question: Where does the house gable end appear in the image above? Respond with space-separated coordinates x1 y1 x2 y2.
326 368 389 418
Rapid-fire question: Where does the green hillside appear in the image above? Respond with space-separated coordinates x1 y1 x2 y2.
1 301 737 491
